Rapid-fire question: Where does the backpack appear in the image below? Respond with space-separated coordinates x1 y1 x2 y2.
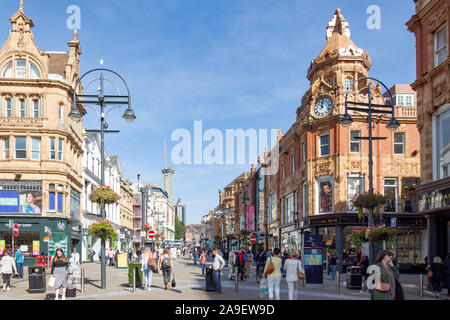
239 252 245 265
162 256 171 269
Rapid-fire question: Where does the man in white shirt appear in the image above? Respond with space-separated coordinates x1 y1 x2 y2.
212 248 225 294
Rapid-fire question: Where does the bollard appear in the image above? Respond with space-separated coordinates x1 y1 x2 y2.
419 273 423 296
81 269 85 294
234 265 239 293
133 268 136 294
336 271 340 295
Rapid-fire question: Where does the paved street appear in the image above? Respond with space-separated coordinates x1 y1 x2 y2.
1 255 448 300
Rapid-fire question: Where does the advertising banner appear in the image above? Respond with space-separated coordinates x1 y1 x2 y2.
304 234 323 286
32 241 40 256
0 240 5 255
247 205 255 231
117 253 128 269
0 190 42 214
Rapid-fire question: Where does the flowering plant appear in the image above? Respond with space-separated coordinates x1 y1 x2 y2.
144 224 151 231
90 186 119 207
367 224 396 245
88 218 118 243
347 227 367 249
352 192 387 220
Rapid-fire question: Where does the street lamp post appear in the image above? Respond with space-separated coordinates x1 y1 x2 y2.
340 77 399 265
70 68 136 289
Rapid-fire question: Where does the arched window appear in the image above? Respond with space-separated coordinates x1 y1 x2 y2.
29 62 41 79
15 59 26 78
1 62 12 78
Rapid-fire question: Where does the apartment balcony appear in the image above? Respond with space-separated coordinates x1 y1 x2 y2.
395 105 417 118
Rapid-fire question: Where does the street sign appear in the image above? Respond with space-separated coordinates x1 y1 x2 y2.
250 235 256 244
148 230 155 239
13 224 19 237
391 218 397 228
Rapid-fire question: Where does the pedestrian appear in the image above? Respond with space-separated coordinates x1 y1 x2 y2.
330 253 337 280
177 247 181 259
428 256 445 297
14 246 24 279
212 248 225 295
88 248 95 263
158 248 174 290
141 247 156 291
360 256 369 279
223 250 229 268
264 248 282 300
1 250 18 292
193 248 199 267
108 248 115 266
360 250 405 300
98 249 102 263
200 250 207 275
127 248 133 262
50 248 69 300
281 251 289 278
238 249 246 281
69 249 79 275
443 253 450 297
284 250 304 300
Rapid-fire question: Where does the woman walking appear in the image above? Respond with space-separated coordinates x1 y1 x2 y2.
284 250 304 300
69 248 79 274
360 250 405 300
263 248 282 300
51 248 69 300
200 250 207 275
141 248 156 291
1 251 17 292
428 256 445 297
159 248 174 290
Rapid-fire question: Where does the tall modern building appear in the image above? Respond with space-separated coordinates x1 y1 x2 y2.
175 198 186 225
162 167 175 205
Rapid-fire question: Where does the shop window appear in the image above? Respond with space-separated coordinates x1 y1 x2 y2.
0 232 40 258
383 178 397 212
15 136 26 159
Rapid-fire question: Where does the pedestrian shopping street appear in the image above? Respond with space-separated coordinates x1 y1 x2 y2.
1 255 447 300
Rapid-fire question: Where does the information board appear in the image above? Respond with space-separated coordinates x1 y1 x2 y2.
304 234 323 286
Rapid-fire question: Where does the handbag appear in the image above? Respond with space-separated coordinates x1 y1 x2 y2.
148 253 156 271
171 278 176 288
48 276 55 288
297 261 306 280
264 257 274 276
427 269 433 279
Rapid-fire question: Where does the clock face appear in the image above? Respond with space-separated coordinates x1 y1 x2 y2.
314 97 333 117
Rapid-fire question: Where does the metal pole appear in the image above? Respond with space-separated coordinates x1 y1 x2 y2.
100 72 107 290
81 269 85 294
234 265 239 292
336 271 340 295
133 267 136 293
419 273 423 297
367 82 375 265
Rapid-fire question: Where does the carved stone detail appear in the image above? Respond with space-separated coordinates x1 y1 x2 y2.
0 117 44 127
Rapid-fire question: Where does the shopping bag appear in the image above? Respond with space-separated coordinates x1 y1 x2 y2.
48 276 55 288
259 278 268 298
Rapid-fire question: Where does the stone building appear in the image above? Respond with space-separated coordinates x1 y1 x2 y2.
186 224 201 245
119 179 134 251
270 9 424 268
407 0 450 261
0 2 84 265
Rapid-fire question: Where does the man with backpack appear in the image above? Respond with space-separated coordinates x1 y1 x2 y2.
237 249 246 281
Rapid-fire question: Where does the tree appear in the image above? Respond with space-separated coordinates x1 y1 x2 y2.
175 216 186 240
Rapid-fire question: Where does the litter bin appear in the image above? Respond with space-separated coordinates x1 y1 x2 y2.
205 267 216 292
346 266 362 290
128 262 143 287
28 266 46 293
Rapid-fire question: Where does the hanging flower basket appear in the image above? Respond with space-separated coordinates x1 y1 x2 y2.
353 193 387 220
367 224 396 245
144 224 151 231
90 186 119 207
88 218 118 243
347 227 367 250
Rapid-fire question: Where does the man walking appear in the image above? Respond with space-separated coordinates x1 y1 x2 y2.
193 248 199 266
14 246 24 279
212 248 225 294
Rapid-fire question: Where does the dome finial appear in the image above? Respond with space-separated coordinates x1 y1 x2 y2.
326 8 351 40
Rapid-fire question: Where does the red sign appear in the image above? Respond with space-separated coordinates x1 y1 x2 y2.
250 235 256 244
147 230 155 239
13 224 19 237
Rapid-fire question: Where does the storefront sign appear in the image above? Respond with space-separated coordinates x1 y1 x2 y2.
32 241 40 256
0 240 5 255
418 186 450 212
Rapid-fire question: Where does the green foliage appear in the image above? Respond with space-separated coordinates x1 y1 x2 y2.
88 218 118 244
367 224 396 245
352 193 387 220
175 216 186 240
90 186 118 206
348 227 367 249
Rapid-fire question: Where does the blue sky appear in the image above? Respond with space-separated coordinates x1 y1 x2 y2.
0 0 416 225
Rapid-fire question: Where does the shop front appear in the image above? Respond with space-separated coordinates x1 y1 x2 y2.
0 215 78 267
299 213 427 273
281 224 300 253
417 177 450 262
